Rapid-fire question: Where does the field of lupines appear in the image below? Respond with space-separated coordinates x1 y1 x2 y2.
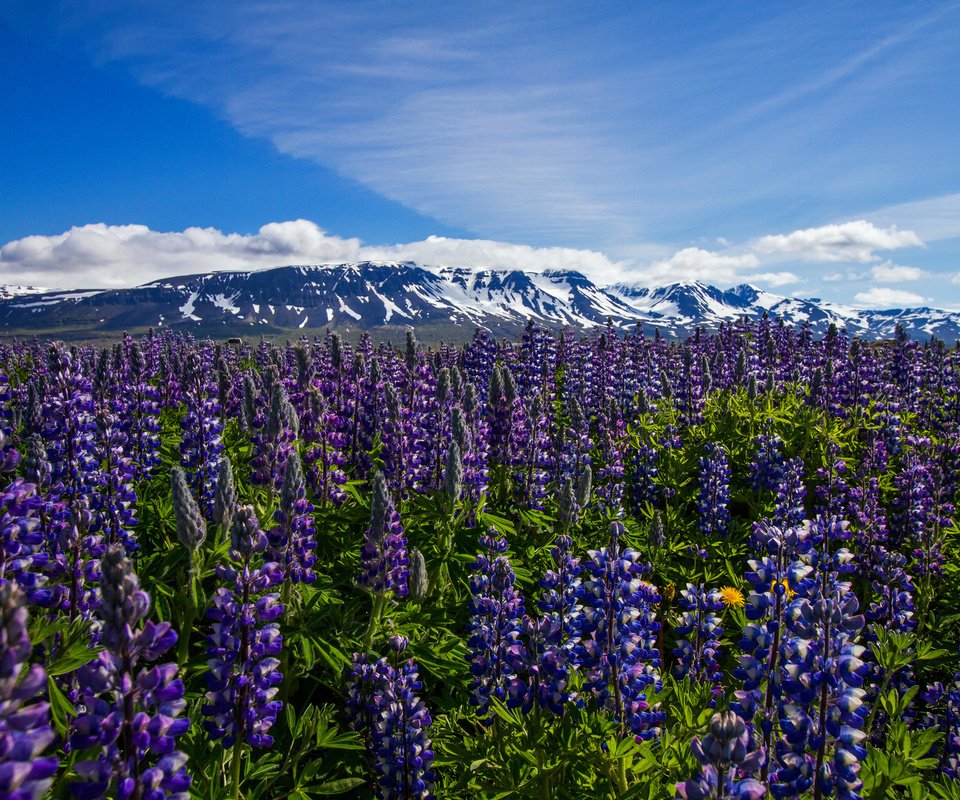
2 319 960 800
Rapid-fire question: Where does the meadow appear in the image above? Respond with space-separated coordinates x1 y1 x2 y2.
2 319 959 800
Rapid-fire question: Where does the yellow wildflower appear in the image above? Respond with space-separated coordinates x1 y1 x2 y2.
718 586 745 609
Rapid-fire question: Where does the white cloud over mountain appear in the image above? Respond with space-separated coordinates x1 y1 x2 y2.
0 217 930 301
853 287 928 308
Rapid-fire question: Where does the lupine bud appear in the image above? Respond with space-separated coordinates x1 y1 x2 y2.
213 456 237 533
408 549 429 601
443 441 463 505
171 466 207 552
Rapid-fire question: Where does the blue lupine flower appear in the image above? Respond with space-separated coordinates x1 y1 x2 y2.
674 584 724 688
360 473 409 599
577 521 663 740
0 584 59 800
698 444 731 540
70 545 190 800
268 451 317 586
202 506 283 748
676 711 766 800
374 659 436 800
467 530 527 721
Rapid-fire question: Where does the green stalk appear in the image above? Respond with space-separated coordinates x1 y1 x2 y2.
363 592 386 652
177 558 197 667
232 735 244 800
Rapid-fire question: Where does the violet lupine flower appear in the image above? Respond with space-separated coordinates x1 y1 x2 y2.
772 517 869 800
630 439 659 512
674 584 724 688
773 458 807 531
676 711 765 800
360 473 409 599
467 531 528 722
698 443 731 540
203 506 283 748
749 429 785 495
345 654 395 741
536 527 582 714
576 521 663 740
268 451 317 586
179 352 223 517
594 406 626 518
70 545 190 800
0 584 59 800
0 475 48 605
866 550 915 633
375 659 436 800
251 382 299 489
302 386 348 506
345 655 436 799
125 342 161 480
733 521 813 777
93 401 138 553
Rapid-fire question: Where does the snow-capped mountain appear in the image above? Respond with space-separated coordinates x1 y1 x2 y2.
0 263 958 343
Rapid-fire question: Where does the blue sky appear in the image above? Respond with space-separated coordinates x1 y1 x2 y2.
1 1 959 308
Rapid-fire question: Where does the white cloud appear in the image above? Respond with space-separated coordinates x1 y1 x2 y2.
870 261 927 282
628 247 760 286
0 220 632 289
752 220 923 263
853 287 928 308
741 271 801 287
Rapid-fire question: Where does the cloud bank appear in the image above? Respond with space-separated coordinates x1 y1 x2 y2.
0 220 633 289
0 217 929 298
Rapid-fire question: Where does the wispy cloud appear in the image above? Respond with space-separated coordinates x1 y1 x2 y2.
31 1 960 256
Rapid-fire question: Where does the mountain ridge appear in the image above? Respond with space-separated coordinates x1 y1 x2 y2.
1 262 958 343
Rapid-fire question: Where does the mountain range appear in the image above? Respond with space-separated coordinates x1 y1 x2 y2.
1 261 958 342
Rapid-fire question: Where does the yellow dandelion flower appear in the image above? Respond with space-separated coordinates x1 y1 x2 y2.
719 586 745 609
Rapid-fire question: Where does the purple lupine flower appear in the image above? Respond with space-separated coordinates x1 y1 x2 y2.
0 475 48 605
70 545 190 800
360 473 409 599
125 342 162 480
345 654 435 800
92 399 138 553
268 451 317 586
773 457 807 531
676 712 765 800
576 521 663 740
302 385 348 506
251 381 298 489
203 506 283 748
345 654 395 746
733 521 813 778
674 584 724 689
179 352 223 517
374 659 436 800
467 530 527 721
536 527 582 714
772 517 869 800
698 443 731 540
749 429 785 495
0 584 59 800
